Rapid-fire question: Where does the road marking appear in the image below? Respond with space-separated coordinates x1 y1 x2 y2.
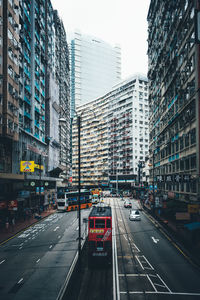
0 259 5 264
36 259 40 263
156 273 172 293
119 274 146 277
147 274 157 291
135 255 154 270
19 246 23 250
49 245 53 249
142 256 154 270
135 256 144 270
120 291 200 296
123 235 128 241
54 226 60 232
151 236 159 243
17 278 23 284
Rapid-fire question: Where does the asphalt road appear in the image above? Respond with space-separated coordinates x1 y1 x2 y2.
0 209 91 300
114 197 200 299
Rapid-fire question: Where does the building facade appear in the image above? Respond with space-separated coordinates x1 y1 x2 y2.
148 0 198 208
107 74 149 189
71 74 149 190
0 0 70 215
69 30 121 117
71 97 108 188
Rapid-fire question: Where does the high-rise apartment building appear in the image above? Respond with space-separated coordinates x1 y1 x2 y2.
71 97 108 187
71 74 149 189
69 30 121 117
54 10 70 177
0 0 70 212
148 0 198 207
107 74 149 187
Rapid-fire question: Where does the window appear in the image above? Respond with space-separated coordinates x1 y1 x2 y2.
180 137 184 150
106 219 111 228
89 219 94 228
190 128 196 145
95 219 105 228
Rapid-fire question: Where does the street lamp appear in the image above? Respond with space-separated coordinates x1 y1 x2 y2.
63 109 98 269
149 150 155 214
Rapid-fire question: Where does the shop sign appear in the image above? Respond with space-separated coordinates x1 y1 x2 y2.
183 174 191 182
168 191 175 199
176 212 190 220
166 175 172 182
8 200 18 211
18 190 30 198
188 204 199 214
34 164 44 170
20 161 34 172
0 201 7 209
36 187 44 195
163 194 168 200
157 175 163 182
174 174 181 182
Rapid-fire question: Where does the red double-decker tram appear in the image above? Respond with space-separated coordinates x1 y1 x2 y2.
88 206 112 265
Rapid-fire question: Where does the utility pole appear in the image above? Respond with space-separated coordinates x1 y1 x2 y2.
39 153 42 214
77 115 81 269
152 152 155 215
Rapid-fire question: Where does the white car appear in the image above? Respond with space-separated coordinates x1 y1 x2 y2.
129 210 141 221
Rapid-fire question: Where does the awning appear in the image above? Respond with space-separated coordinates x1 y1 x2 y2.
49 167 64 177
184 222 200 231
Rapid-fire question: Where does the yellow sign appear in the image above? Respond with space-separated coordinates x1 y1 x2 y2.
188 204 199 214
20 161 35 172
34 164 44 170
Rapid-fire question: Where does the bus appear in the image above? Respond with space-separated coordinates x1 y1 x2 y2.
57 189 92 212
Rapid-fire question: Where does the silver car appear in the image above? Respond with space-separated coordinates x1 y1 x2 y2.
129 210 141 221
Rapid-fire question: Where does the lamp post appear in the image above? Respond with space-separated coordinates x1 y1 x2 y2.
77 115 81 268
152 152 155 215
67 109 98 269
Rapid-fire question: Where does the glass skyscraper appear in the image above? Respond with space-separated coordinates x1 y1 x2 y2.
69 30 121 117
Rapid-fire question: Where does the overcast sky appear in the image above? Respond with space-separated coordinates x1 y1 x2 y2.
51 0 150 79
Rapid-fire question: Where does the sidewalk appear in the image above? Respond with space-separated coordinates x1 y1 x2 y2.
139 200 200 268
0 209 55 245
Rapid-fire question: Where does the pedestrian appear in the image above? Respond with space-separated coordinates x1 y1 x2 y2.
5 217 9 232
11 217 15 232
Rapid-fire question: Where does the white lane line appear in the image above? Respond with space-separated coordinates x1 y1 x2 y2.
54 226 60 232
36 259 40 263
120 291 200 296
151 236 159 243
147 274 157 292
0 259 5 265
123 235 128 242
143 256 154 270
119 274 146 277
135 256 144 270
156 273 172 293
17 278 23 284
19 246 23 250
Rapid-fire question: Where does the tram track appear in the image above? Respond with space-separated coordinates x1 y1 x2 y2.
63 198 113 300
114 197 149 299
